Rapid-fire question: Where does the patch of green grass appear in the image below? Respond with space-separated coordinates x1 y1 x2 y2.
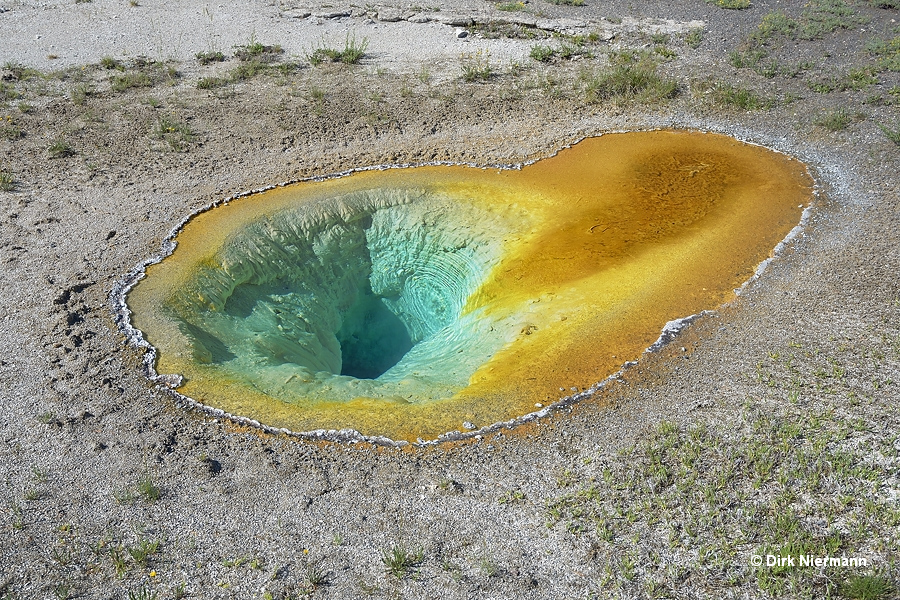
127 537 160 567
127 584 158 600
685 28 703 49
71 83 92 105
228 60 268 81
48 139 74 158
798 0 869 40
100 56 122 70
707 0 750 9
308 34 368 65
234 42 283 63
710 82 772 109
841 574 895 600
728 48 767 69
3 62 41 81
0 81 19 101
196 51 226 65
197 76 227 89
583 51 677 104
808 68 878 93
877 122 900 145
109 72 152 92
866 36 900 72
497 1 527 11
0 169 14 192
530 45 555 62
461 50 494 82
381 545 424 580
654 45 677 59
868 0 899 6
135 473 162 501
0 118 23 141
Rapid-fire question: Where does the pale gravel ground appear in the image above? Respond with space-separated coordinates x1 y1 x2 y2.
0 0 899 598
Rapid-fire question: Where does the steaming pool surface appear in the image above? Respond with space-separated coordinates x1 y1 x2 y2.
127 131 813 442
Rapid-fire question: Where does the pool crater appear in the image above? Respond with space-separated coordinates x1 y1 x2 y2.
124 131 814 443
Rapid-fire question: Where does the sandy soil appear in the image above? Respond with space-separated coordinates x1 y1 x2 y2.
1 0 899 598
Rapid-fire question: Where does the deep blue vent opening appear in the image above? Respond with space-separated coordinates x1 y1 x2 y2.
336 283 414 379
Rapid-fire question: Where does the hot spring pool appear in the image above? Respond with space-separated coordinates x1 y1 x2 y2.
124 130 813 442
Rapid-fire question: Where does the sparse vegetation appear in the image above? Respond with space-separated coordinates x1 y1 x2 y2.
152 117 194 152
460 50 494 82
109 72 152 92
308 34 368 66
233 42 283 63
48 139 74 158
877 122 900 145
841 574 895 600
0 169 14 192
710 82 772 110
127 584 158 600
127 537 160 567
381 545 424 580
583 51 677 104
685 28 703 49
798 0 869 40
707 0 751 9
530 44 555 63
100 56 121 70
814 107 856 130
496 1 527 11
196 50 226 65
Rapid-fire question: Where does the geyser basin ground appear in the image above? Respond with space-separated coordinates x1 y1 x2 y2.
127 131 813 442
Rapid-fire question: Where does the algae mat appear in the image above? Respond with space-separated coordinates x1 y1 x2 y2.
127 130 813 442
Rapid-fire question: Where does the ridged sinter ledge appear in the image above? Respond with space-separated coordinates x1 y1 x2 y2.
127 131 813 442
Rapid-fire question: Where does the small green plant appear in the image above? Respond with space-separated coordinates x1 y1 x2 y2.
707 0 750 8
841 574 895 600
305 563 327 588
71 83 91 105
878 122 900 145
127 584 158 600
583 51 677 104
100 56 121 70
53 583 72 600
0 82 19 101
685 28 703 49
814 107 854 131
461 50 493 82
196 50 226 65
530 45 555 62
48 139 74 158
496 1 527 10
127 537 160 567
479 556 499 577
381 545 424 580
308 34 368 65
798 0 868 40
0 169 14 192
1 115 23 140
234 42 283 62
710 82 771 110
109 72 152 92
152 117 193 152
109 546 129 578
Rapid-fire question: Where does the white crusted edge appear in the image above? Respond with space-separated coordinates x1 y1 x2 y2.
110 128 817 448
